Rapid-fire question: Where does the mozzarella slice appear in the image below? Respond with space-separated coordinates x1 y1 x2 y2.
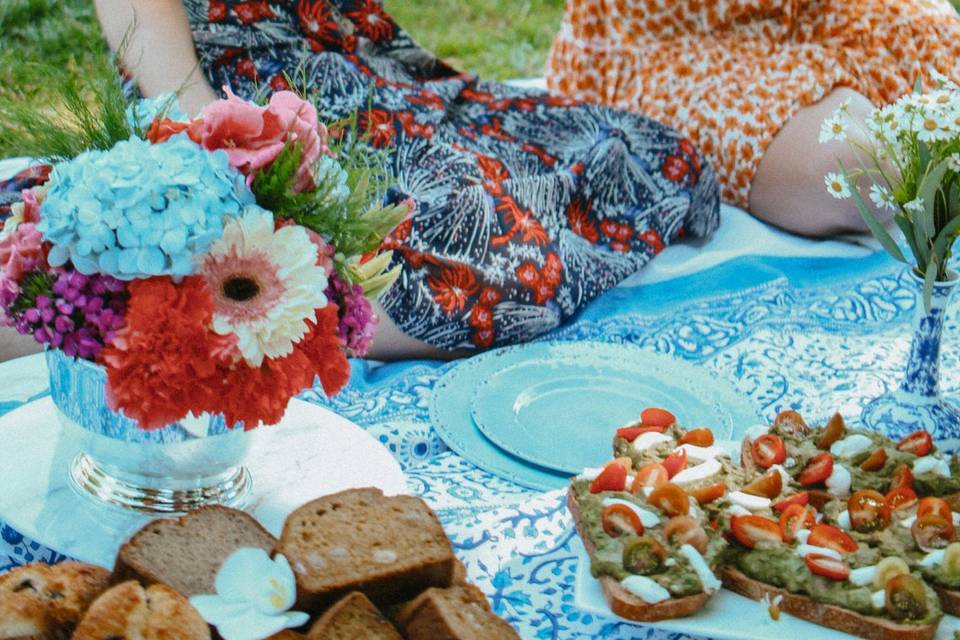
578 466 604 481
899 515 917 529
632 431 674 452
795 529 811 544
677 443 730 462
849 565 877 586
725 504 752 518
871 590 886 610
744 424 770 440
913 455 951 478
620 576 671 603
671 458 722 485
825 464 852 497
728 491 771 511
837 511 852 530
602 497 661 528
795 544 843 561
769 464 792 487
829 434 873 459
680 544 721 593
784 457 797 468
919 550 945 568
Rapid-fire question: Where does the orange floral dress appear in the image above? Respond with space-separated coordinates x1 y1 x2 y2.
547 0 960 206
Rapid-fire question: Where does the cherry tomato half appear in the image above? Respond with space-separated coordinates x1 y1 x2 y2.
798 453 834 487
630 462 669 494
805 553 851 581
860 448 888 472
590 461 628 494
779 503 816 543
601 503 644 537
773 492 810 512
808 523 859 554
622 537 668 575
647 483 690 517
641 407 677 429
889 464 915 492
885 487 918 514
752 434 787 469
897 431 933 457
730 515 783 549
689 482 726 506
742 469 784 499
616 425 667 442
885 574 929 621
773 409 810 437
662 449 688 479
848 489 890 533
678 428 715 447
912 514 957 551
816 413 846 450
917 497 953 520
663 515 709 554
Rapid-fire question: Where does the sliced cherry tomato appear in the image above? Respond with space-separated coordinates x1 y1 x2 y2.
601 503 644 537
622 537 668 575
885 487 918 514
742 469 784 499
848 490 890 533
663 515 709 554
897 430 933 457
690 482 726 505
889 463 915 492
662 448 688 479
630 462 670 494
912 514 957 551
751 434 787 469
773 409 809 437
917 497 953 520
616 425 667 442
885 574 929 621
860 448 888 472
779 503 816 543
816 412 846 450
730 515 783 549
773 492 810 512
678 428 715 447
641 407 676 428
647 483 690 517
798 453 834 486
590 462 628 494
805 553 851 581
808 523 859 554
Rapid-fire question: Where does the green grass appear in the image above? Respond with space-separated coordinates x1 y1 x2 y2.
0 0 563 119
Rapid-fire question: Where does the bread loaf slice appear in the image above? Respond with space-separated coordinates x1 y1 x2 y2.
0 561 110 640
306 591 403 639
113 505 276 597
722 567 939 640
393 584 520 640
277 488 455 610
72 581 209 640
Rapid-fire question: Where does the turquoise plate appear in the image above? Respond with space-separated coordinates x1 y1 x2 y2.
469 342 760 474
429 341 760 490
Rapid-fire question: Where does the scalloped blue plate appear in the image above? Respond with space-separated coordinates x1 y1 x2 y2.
429 341 760 490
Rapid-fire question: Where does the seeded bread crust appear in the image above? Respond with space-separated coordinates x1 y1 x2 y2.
567 489 712 622
112 505 277 598
393 584 520 640
932 585 960 617
278 488 456 611
0 561 110 640
722 567 939 640
72 581 209 640
305 591 402 639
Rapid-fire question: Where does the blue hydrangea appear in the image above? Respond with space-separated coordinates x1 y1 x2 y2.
315 155 349 206
39 135 254 279
125 93 188 131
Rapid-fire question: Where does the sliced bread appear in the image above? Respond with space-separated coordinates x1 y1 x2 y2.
0 561 110 640
306 591 403 639
112 505 276 597
277 488 456 610
392 584 520 640
72 581 209 640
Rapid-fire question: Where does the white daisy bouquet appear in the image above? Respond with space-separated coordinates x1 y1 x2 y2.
821 73 960 310
0 75 409 431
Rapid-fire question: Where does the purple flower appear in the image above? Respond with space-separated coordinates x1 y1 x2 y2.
325 272 376 357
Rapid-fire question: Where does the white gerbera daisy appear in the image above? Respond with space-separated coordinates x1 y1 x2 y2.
824 172 852 200
819 114 848 143
200 206 328 367
869 183 895 211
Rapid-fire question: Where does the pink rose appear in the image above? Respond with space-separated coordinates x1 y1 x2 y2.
19 186 45 224
193 88 326 194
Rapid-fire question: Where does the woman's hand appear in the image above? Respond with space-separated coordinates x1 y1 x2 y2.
93 0 218 115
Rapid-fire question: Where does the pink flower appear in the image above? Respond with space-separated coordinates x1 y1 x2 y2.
0 223 47 307
192 88 325 193
18 186 45 224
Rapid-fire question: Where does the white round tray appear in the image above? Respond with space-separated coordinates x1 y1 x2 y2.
0 397 408 568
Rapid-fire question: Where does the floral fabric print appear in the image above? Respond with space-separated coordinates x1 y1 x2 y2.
178 0 720 350
547 0 960 207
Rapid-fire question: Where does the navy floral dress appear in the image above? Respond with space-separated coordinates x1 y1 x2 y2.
2 1 721 351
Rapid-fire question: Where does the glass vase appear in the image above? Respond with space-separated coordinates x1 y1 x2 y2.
46 349 252 515
860 271 960 445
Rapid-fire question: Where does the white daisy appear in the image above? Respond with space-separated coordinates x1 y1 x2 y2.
200 206 329 367
869 183 896 211
948 153 960 173
819 114 848 143
916 111 952 142
930 68 958 91
824 172 852 199
905 197 925 215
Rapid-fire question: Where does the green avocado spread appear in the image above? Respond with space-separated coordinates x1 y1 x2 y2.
571 478 725 597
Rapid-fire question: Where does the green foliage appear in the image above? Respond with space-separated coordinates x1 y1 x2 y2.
8 271 54 317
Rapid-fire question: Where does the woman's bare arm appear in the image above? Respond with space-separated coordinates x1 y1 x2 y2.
94 0 218 115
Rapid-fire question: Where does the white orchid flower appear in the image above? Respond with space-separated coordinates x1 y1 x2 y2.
190 548 309 640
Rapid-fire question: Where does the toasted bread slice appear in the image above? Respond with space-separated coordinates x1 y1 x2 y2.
722 567 939 640
567 489 711 622
932 584 960 617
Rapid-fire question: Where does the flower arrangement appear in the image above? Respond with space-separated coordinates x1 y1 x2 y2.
0 84 409 431
821 71 960 310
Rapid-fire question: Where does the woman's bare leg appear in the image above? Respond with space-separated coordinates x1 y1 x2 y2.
749 87 886 237
0 326 41 362
365 301 464 361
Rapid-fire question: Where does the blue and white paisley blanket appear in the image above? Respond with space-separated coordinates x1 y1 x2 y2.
1 211 957 639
